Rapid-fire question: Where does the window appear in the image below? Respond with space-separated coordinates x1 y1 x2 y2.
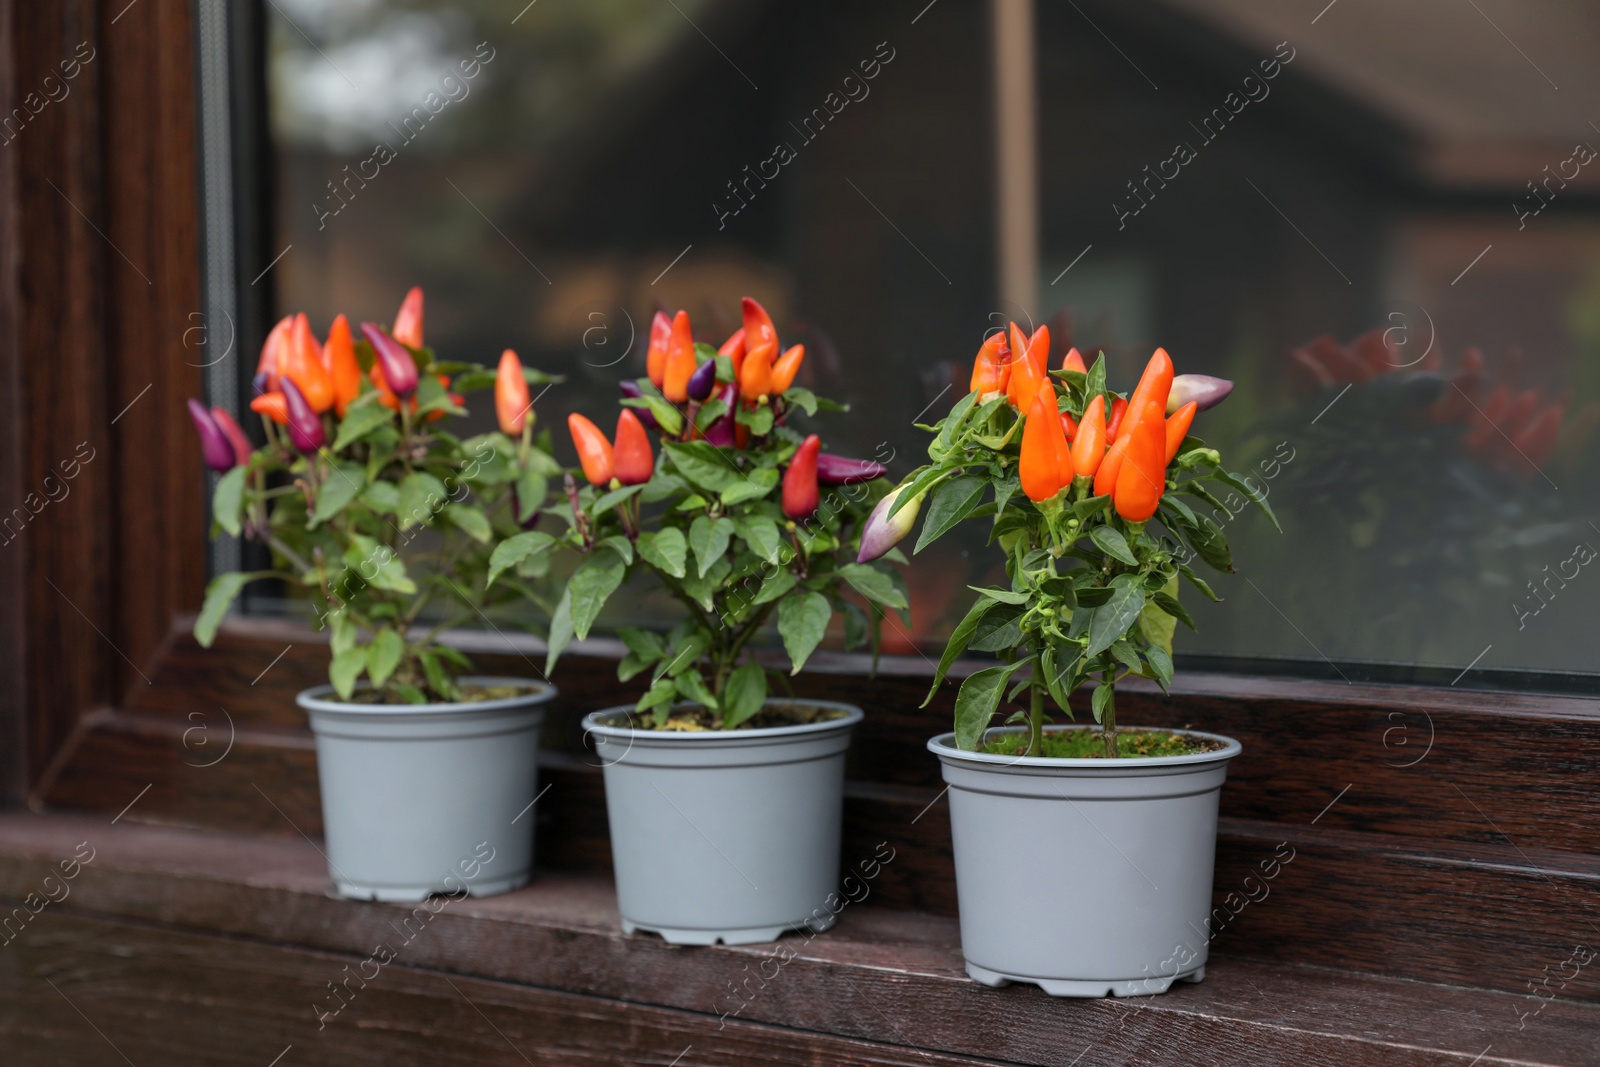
215 0 1600 691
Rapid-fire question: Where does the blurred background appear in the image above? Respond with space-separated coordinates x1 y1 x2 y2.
213 0 1600 690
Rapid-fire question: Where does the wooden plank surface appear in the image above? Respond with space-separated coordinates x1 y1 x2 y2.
1 813 1595 1066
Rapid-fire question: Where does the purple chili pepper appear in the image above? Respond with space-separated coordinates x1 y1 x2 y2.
186 398 236 472
360 322 419 397
816 454 888 486
702 382 737 447
281 377 325 453
251 371 270 396
687 358 718 401
1166 374 1234 414
617 380 660 430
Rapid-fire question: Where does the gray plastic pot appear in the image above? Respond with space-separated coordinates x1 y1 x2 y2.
583 699 863 946
299 676 555 902
930 724 1241 997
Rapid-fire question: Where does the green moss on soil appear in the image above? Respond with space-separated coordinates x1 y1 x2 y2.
624 704 849 732
980 728 1220 759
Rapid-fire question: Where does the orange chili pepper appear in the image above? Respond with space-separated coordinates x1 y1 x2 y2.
1025 324 1050 374
1071 394 1107 477
969 331 1011 395
739 340 775 403
1020 382 1074 502
280 313 335 414
718 327 747 376
1005 325 1046 411
645 311 672 388
742 297 778 359
662 310 697 403
770 344 805 393
496 349 531 435
1120 347 1175 443
1105 395 1129 439
1165 400 1197 464
1093 434 1130 498
613 409 654 486
254 314 292 394
1114 400 1166 521
1061 348 1087 374
392 286 424 349
249 391 289 425
568 413 615 486
323 314 362 417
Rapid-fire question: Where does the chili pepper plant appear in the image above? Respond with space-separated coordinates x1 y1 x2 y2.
189 287 562 703
487 297 904 728
861 322 1275 757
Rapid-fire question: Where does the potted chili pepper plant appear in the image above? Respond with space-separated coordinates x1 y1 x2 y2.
488 297 902 944
860 322 1272 995
188 287 564 902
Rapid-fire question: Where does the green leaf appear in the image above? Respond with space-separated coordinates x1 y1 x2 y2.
1089 525 1139 567
1179 562 1221 602
392 682 428 705
569 547 627 640
968 603 1023 652
1215 470 1281 532
361 481 399 515
954 662 1026 751
636 527 687 579
1149 590 1195 633
675 669 719 710
751 568 796 606
1072 494 1111 523
367 628 404 688
397 471 449 530
721 467 778 506
310 462 367 528
839 563 908 611
618 627 666 663
1091 682 1114 724
679 557 729 612
1040 645 1076 714
331 404 395 451
1086 350 1107 404
1184 514 1234 573
544 586 574 676
734 515 783 565
442 504 492 544
663 441 737 493
1144 644 1174 692
783 386 820 416
330 647 367 701
1087 575 1146 658
487 531 556 587
591 482 645 516
344 535 417 594
968 585 1030 606
914 475 986 554
736 405 774 435
695 397 729 431
778 592 831 675
923 596 995 706
599 534 635 566
515 465 548 523
194 571 261 647
722 662 767 727
689 515 736 578
213 466 247 537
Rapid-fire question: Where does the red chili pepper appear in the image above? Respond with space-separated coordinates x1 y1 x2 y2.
392 286 424 350
1020 382 1074 502
361 322 419 398
1093 434 1130 498
662 310 697 403
279 313 336 414
255 314 292 395
1059 409 1078 441
718 327 747 377
250 391 289 425
782 433 821 519
645 310 672 388
770 344 805 394
739 340 775 403
1114 400 1166 521
1511 404 1563 472
281 377 325 453
323 314 362 417
1165 400 1197 463
1105 395 1128 439
969 331 1011 395
568 413 615 486
210 406 254 468
613 409 654 485
742 297 778 360
496 349 531 435
1061 348 1087 374
1071 395 1107 477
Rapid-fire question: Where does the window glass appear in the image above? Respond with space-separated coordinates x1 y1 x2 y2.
252 0 1600 688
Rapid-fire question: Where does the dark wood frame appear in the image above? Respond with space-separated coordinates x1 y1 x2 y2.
2 1 1599 1025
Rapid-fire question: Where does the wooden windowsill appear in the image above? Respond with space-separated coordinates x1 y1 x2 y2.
0 812 1593 1065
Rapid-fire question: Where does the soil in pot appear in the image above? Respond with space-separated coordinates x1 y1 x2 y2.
979 726 1225 759
604 702 850 732
336 682 545 706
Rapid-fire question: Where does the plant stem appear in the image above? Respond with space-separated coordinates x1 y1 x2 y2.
1027 678 1044 757
1101 668 1119 758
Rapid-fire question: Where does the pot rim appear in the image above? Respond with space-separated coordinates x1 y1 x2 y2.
297 675 556 716
583 697 862 742
928 723 1240 769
